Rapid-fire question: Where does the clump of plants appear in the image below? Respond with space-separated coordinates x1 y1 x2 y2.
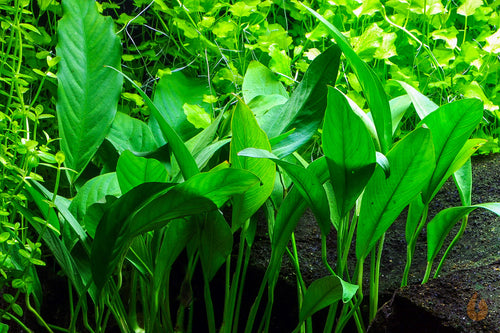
1 0 500 332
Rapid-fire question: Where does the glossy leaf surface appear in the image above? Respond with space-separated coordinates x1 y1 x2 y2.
116 150 168 193
230 101 275 229
323 87 376 218
421 99 483 203
357 128 435 260
91 169 259 290
56 0 122 183
427 203 500 262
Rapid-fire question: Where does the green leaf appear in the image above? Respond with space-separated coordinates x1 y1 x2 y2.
116 150 168 193
264 45 342 157
395 81 438 120
91 169 260 290
198 213 233 281
238 148 331 236
151 71 210 142
389 94 412 134
106 112 159 154
230 101 275 229
427 203 500 263
323 87 376 218
242 61 288 104
298 276 358 324
357 128 435 260
69 173 121 224
453 158 472 207
457 0 483 16
56 0 122 183
421 99 483 203
108 68 199 180
303 4 392 154
183 103 211 129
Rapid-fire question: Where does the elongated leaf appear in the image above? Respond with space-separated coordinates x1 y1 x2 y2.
91 169 260 290
357 128 435 260
106 112 159 154
421 99 483 203
396 81 438 119
427 203 500 262
238 148 330 236
230 101 275 229
56 0 122 183
298 276 358 324
303 4 392 153
150 71 211 143
263 45 342 157
323 87 376 218
116 150 168 193
69 173 121 225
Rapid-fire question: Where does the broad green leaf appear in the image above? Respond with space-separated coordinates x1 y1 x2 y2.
91 169 259 290
298 276 358 324
56 0 122 183
303 4 392 153
261 45 342 157
242 61 288 104
357 128 435 260
427 203 500 262
108 68 199 180
457 0 483 16
116 150 168 193
421 99 483 203
395 81 438 119
106 112 159 154
238 148 331 236
230 101 275 229
68 173 121 227
323 87 376 218
151 71 210 143
198 212 233 281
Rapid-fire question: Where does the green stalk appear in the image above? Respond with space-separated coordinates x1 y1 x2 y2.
369 234 384 322
402 206 428 287
203 275 216 333
223 220 248 333
232 241 252 333
432 215 469 280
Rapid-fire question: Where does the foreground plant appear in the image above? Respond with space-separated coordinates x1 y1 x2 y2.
238 5 500 332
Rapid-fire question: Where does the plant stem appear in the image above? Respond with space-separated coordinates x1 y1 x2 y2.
402 205 428 287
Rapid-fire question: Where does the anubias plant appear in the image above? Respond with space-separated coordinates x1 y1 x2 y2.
239 5 500 332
